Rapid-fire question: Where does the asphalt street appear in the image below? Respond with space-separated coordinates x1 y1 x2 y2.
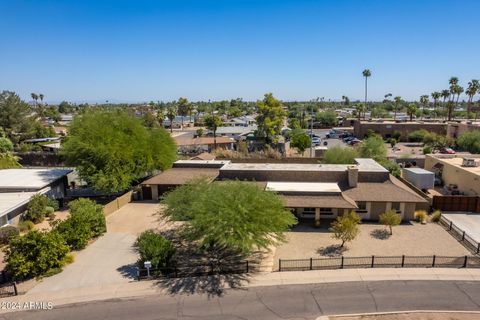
4 280 480 320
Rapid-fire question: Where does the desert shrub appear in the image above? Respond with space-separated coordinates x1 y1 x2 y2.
135 231 176 269
431 210 442 222
414 210 428 223
5 230 70 280
18 221 34 232
24 194 49 223
56 198 106 250
423 146 432 154
408 129 429 142
47 198 60 211
68 198 106 236
0 226 19 245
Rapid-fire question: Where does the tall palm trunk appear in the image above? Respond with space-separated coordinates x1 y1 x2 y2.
364 77 368 119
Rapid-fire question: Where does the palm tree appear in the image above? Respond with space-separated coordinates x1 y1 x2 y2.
362 69 371 116
441 89 450 120
406 103 418 121
431 92 441 119
453 85 464 120
39 93 44 104
355 104 365 122
31 93 38 107
393 96 402 121
204 114 223 150
419 95 429 120
466 80 479 120
166 106 177 133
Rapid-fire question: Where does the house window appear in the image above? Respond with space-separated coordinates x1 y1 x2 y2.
302 208 316 213
391 202 402 213
356 202 368 213
320 208 333 215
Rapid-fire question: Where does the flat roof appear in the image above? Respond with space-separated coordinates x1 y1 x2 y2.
0 168 72 190
430 156 480 176
403 167 435 174
141 168 220 185
266 182 341 193
0 192 37 216
220 158 387 173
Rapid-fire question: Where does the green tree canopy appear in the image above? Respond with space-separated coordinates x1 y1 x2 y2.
358 135 387 161
161 179 297 254
457 130 480 154
323 146 359 164
0 91 31 137
290 129 311 155
256 93 286 143
61 110 176 192
315 111 338 127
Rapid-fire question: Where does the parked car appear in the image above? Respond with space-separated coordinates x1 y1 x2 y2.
348 139 362 146
311 137 321 146
439 147 456 154
343 136 356 143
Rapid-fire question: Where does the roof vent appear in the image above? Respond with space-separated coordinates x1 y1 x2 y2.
462 158 478 167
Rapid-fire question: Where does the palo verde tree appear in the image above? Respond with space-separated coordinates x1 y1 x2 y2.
61 110 176 193
379 209 401 235
161 179 297 255
330 211 361 248
256 93 286 144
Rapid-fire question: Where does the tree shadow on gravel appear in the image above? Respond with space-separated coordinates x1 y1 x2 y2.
370 228 391 240
316 244 347 257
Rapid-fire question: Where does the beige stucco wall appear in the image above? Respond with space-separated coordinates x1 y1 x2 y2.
369 202 387 221
403 202 417 220
425 155 480 196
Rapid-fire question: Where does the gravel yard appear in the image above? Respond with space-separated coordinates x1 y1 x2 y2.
273 220 470 266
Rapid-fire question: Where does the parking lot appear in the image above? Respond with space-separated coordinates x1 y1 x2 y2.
443 213 480 243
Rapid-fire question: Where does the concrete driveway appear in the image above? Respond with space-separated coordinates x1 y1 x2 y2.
443 213 480 243
28 201 165 294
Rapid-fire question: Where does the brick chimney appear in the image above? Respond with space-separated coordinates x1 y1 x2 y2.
347 165 358 188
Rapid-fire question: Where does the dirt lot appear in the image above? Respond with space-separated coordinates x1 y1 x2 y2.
273 220 470 266
332 312 480 320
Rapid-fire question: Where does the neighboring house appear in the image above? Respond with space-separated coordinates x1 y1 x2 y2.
214 125 257 140
41 142 61 153
223 115 257 127
141 158 427 224
0 168 72 225
425 154 480 196
352 120 447 140
175 136 234 154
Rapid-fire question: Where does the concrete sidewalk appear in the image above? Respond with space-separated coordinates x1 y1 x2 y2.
3 268 480 311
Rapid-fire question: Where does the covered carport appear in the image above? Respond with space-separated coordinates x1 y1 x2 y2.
140 167 220 200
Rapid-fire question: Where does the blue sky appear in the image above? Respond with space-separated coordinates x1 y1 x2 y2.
1 0 479 103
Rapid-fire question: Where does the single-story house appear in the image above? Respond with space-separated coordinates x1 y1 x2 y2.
141 159 428 223
175 136 234 154
0 168 72 225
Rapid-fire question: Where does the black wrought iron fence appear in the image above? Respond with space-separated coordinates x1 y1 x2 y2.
278 255 480 272
137 261 250 280
0 282 17 298
439 215 480 254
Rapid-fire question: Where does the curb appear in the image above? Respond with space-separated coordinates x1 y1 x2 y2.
317 310 480 319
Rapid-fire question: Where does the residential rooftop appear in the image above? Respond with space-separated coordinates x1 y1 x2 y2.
220 158 388 173
0 168 72 190
427 154 480 176
0 192 38 217
266 182 341 193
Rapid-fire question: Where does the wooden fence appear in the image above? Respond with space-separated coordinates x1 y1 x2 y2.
103 191 133 216
432 195 480 212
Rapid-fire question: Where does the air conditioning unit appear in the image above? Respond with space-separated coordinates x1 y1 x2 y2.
462 158 479 167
